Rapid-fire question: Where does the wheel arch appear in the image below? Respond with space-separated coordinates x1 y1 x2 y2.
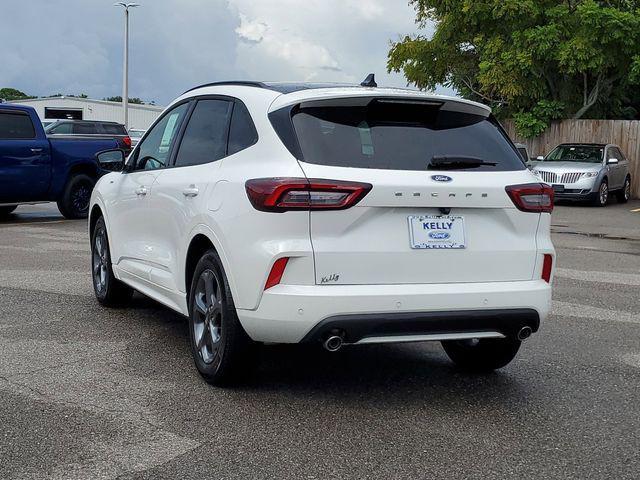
183 226 238 304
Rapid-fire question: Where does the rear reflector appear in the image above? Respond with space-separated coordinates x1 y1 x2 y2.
542 254 553 283
245 178 372 212
264 257 289 290
505 183 554 213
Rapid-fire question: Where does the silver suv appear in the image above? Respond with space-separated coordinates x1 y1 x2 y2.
530 143 631 206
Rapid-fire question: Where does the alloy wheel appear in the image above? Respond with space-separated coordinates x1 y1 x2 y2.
599 182 608 205
193 269 223 364
624 180 631 201
72 182 91 215
92 229 108 295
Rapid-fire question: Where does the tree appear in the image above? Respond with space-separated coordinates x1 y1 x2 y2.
388 0 640 137
103 96 145 105
0 87 33 101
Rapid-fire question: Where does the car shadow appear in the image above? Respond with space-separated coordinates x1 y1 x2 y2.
123 293 531 407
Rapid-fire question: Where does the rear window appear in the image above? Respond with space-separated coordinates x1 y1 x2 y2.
285 100 524 171
0 111 36 139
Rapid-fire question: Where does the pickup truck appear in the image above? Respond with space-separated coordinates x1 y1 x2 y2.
0 104 121 219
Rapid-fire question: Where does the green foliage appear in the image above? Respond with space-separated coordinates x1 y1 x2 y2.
389 0 640 137
0 87 33 101
103 96 145 104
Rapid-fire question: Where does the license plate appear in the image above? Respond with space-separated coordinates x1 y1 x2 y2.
408 215 465 249
552 184 564 192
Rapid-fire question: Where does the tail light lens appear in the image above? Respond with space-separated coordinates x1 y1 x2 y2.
264 257 289 290
542 254 553 283
123 136 132 148
245 178 372 212
505 183 554 213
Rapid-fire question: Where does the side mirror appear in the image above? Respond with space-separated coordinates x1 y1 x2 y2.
96 149 125 172
607 158 619 165
536 155 545 161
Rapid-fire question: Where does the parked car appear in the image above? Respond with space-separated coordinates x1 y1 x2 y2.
89 80 555 385
514 143 530 163
529 143 631 206
45 119 132 153
127 128 146 147
0 104 122 219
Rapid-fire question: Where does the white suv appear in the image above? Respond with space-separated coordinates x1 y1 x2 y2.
89 80 555 384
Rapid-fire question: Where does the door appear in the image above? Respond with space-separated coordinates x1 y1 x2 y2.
108 102 190 280
147 98 235 292
606 146 626 189
0 110 51 202
288 99 541 285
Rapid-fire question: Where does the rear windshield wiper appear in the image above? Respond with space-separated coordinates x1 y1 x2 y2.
427 155 497 170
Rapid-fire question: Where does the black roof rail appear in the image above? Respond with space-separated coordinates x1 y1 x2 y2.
183 81 269 94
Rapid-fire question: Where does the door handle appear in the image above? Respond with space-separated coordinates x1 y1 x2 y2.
182 185 199 198
135 186 148 196
31 148 43 153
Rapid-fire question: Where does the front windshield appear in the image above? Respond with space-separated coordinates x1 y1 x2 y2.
545 145 604 163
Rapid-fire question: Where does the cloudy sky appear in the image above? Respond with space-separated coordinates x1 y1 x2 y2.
0 0 439 106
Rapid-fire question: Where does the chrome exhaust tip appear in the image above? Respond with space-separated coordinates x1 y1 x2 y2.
517 326 533 341
323 335 344 352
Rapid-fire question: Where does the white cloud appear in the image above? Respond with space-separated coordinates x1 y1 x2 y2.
0 0 442 105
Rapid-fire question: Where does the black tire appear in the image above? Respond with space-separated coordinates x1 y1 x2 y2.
616 176 631 204
0 205 17 218
441 337 521 372
188 249 255 386
91 216 134 307
57 174 95 219
592 179 609 207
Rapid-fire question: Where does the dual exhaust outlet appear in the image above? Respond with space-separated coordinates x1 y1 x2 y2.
322 326 534 352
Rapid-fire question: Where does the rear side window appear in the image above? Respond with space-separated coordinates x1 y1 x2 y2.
73 123 98 134
228 101 258 155
101 123 127 135
285 100 525 171
174 99 232 167
0 112 36 139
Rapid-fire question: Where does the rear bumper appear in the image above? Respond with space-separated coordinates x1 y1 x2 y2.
236 280 552 343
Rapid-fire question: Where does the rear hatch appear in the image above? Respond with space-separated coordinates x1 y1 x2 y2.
272 95 541 285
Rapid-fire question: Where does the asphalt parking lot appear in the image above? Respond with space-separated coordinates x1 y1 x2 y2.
1 201 639 479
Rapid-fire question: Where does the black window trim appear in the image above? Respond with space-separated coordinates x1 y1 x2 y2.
0 109 37 140
168 94 258 170
126 98 193 173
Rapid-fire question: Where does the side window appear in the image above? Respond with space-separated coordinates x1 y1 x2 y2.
174 99 232 167
73 123 97 134
0 112 36 139
612 147 624 161
132 102 189 171
49 123 73 134
101 123 127 135
228 101 258 155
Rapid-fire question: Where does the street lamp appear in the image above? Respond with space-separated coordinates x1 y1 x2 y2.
114 2 140 129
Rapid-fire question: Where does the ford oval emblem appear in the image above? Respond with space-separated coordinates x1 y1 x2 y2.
429 231 451 240
431 175 452 182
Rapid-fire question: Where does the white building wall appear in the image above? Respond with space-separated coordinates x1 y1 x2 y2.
7 97 163 130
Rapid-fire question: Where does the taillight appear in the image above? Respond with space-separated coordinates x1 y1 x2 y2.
505 183 554 213
123 136 132 147
245 178 372 212
542 254 553 283
264 257 289 290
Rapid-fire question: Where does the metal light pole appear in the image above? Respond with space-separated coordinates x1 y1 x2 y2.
114 2 139 129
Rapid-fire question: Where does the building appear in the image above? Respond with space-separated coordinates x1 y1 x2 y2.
7 96 164 130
